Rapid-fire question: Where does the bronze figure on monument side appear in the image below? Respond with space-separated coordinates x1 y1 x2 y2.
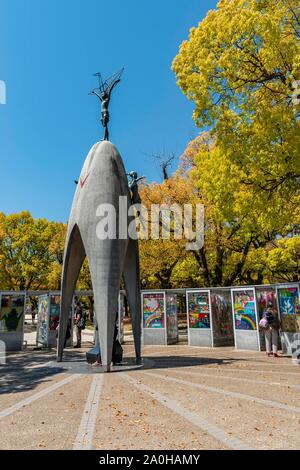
127 171 145 205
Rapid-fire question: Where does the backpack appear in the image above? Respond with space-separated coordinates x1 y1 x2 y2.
261 308 275 328
77 314 86 330
265 309 275 325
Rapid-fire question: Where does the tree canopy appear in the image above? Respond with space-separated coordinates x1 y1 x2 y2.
0 212 62 290
0 1 299 291
172 0 300 195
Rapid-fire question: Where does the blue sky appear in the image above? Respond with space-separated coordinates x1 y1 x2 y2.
0 0 218 222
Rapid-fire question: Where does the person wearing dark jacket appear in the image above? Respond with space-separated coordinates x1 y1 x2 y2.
74 302 84 348
262 301 281 357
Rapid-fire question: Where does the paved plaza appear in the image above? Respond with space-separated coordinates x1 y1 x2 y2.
1 344 300 450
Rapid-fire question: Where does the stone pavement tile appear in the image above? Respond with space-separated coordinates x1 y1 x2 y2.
163 368 300 407
141 346 300 378
1 344 299 450
0 374 92 450
0 371 70 413
182 364 300 383
92 372 229 451
146 346 294 366
135 369 300 450
0 351 67 412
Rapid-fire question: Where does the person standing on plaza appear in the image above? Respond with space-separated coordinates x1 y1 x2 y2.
74 302 84 348
260 301 281 357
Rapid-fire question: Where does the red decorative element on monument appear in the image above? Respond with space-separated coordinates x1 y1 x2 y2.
80 173 89 188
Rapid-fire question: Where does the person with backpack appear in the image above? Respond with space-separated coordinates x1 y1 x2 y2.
74 302 85 348
259 301 281 357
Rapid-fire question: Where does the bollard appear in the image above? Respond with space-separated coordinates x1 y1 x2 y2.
291 336 300 365
0 340 6 365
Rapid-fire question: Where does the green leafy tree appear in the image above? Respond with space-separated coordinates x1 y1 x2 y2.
267 237 300 282
173 0 300 196
172 0 300 286
47 222 67 290
0 211 57 290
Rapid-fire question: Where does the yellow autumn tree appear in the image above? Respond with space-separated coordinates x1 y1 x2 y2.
267 237 300 282
177 133 297 286
47 222 67 290
173 0 300 197
139 177 196 288
0 212 58 290
171 0 300 286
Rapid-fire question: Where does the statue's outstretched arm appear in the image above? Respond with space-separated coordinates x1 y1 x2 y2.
90 90 102 101
136 176 146 183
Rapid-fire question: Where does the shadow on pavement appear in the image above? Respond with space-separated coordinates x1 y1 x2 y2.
0 349 247 391
0 350 81 396
139 355 242 371
108 354 244 374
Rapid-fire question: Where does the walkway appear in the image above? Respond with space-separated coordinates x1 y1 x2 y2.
1 345 299 450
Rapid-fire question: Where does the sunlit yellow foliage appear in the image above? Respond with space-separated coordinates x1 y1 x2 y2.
173 0 300 193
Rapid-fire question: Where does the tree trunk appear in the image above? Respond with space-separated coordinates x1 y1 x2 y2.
214 246 224 285
194 247 211 286
224 240 252 286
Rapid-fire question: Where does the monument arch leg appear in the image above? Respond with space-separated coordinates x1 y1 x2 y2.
123 238 142 364
57 224 86 361
85 237 126 372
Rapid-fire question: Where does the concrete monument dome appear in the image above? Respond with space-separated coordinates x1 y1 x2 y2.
57 140 142 371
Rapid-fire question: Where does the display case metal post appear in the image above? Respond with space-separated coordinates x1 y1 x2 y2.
36 293 50 348
210 288 234 347
48 292 60 348
276 283 300 356
118 291 125 344
186 290 213 347
255 285 279 351
165 292 179 345
0 291 26 351
231 287 260 351
36 292 73 349
142 291 167 346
